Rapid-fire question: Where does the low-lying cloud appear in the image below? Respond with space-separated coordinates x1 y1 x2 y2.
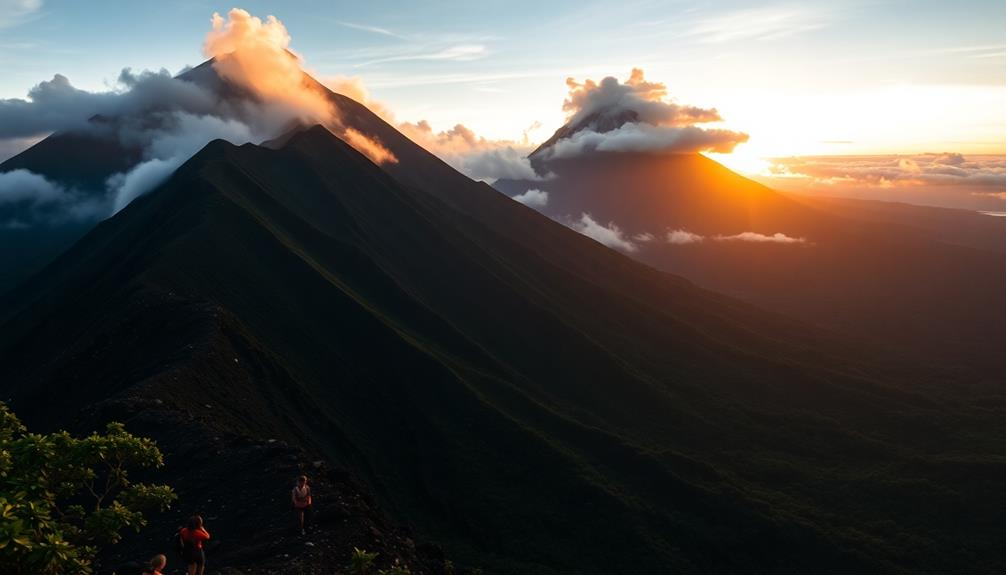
756 153 1006 211
0 169 106 227
715 231 805 243
511 188 549 208
536 69 748 159
569 213 638 252
569 224 806 251
666 229 704 244
399 120 541 181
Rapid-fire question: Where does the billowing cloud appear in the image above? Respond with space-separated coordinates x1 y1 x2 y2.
563 68 723 129
535 69 748 159
511 188 548 207
569 213 638 252
399 120 542 181
666 229 704 244
755 153 1006 211
204 9 335 125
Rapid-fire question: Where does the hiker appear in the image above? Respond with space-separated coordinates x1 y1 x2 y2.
141 554 167 575
179 515 211 575
291 474 313 535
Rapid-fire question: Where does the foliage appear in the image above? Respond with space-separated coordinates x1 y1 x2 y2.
377 558 411 575
349 546 378 575
0 402 176 574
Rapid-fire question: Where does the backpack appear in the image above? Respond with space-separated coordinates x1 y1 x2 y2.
172 528 186 557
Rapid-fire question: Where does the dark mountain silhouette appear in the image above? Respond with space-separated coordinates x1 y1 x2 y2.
2 62 1005 574
497 144 1006 375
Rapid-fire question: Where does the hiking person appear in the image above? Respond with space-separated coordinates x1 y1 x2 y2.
141 554 167 575
179 515 211 575
291 475 313 535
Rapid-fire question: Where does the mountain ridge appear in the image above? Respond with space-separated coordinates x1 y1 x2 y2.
3 122 1005 573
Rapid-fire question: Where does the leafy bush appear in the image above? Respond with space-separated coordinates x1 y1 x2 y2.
349 546 378 574
377 558 411 575
0 402 175 574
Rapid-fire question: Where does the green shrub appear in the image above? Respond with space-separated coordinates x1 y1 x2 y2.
377 558 411 575
349 546 379 575
0 402 175 574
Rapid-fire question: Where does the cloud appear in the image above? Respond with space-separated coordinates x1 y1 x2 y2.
689 6 827 43
633 232 655 242
337 21 404 39
204 8 335 126
536 69 748 159
398 120 543 181
569 213 637 252
203 9 396 168
547 123 748 158
355 44 488 67
0 0 42 29
512 188 548 207
662 229 805 245
666 229 704 244
756 154 1006 210
715 232 805 243
0 169 106 226
109 157 181 214
1 8 405 219
563 68 723 130
342 128 397 165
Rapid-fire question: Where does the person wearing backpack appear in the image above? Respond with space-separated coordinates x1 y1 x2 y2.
291 475 313 535
179 515 211 575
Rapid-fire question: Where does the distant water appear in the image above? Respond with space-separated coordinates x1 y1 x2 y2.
979 211 1006 217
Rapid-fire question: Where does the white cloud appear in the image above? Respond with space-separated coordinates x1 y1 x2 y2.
569 213 637 252
512 188 549 207
666 229 704 244
0 0 43 29
715 232 806 243
0 168 106 226
536 69 748 159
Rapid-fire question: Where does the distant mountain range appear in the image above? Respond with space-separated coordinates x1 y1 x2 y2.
2 61 1005 574
498 129 1006 375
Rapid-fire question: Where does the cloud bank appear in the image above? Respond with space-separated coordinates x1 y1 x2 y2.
536 69 748 159
756 153 1006 211
398 120 541 181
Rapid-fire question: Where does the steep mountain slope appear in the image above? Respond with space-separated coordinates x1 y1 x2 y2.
495 151 1006 374
3 127 1004 574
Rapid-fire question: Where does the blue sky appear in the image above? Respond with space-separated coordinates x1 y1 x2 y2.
2 0 1005 161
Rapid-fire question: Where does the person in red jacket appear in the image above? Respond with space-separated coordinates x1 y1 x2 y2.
141 554 167 575
179 515 211 575
291 475 313 535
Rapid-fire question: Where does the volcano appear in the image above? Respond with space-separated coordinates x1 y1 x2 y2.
497 127 1006 375
2 62 1006 574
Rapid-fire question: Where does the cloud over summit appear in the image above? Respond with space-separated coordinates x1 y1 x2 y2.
536 69 749 159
